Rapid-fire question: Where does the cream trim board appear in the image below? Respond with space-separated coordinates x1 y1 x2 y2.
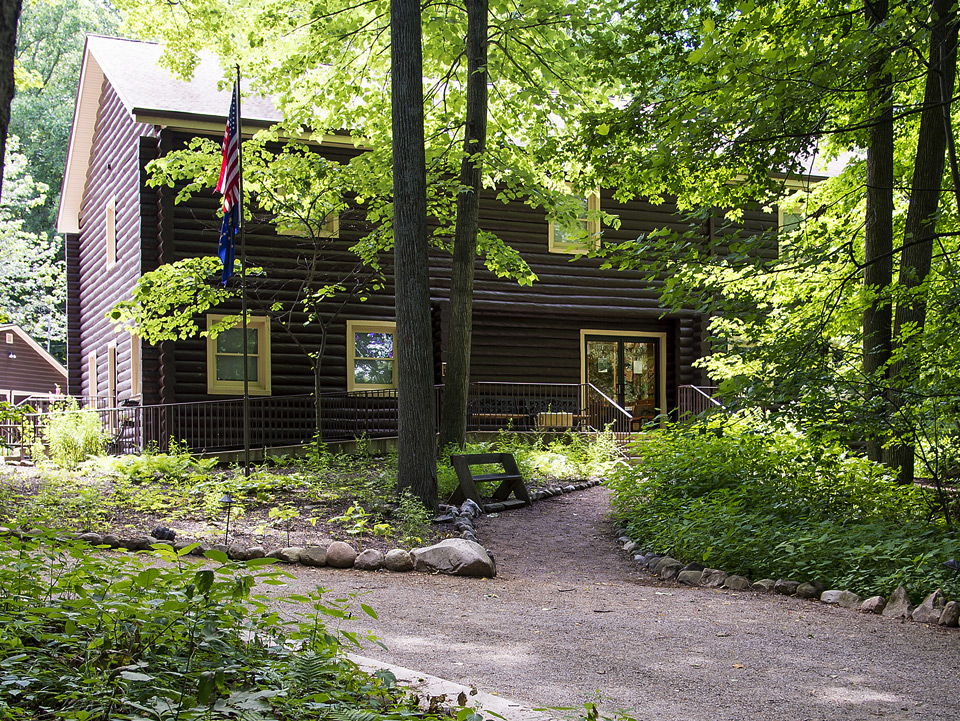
105 196 117 269
87 351 97 402
206 314 272 396
579 329 668 418
107 341 117 405
549 191 601 254
346 320 397 391
778 205 803 233
130 333 141 398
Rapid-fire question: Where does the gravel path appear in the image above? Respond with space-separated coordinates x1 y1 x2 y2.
275 485 960 721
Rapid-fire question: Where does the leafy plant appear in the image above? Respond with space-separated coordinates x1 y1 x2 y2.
394 490 432 545
39 399 106 469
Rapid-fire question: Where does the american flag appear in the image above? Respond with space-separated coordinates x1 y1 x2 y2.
216 81 241 284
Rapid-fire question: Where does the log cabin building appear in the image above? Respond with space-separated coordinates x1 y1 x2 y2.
57 35 780 451
0 324 68 406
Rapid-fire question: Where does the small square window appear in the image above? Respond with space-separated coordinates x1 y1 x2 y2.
346 320 396 391
549 191 600 254
206 314 271 395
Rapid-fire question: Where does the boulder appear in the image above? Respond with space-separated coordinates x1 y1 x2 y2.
210 543 229 555
643 555 663 570
652 556 681 575
821 590 862 609
797 581 827 599
227 543 248 561
752 578 776 593
623 541 638 553
860 596 886 614
677 570 703 586
326 541 358 569
658 560 684 581
354 549 384 571
881 586 914 619
774 580 800 596
79 532 103 546
939 601 959 628
484 502 506 513
138 536 160 551
102 534 121 548
911 590 946 624
411 539 496 577
699 569 728 588
383 548 414 572
723 575 752 591
460 499 483 518
299 546 327 566
683 562 706 573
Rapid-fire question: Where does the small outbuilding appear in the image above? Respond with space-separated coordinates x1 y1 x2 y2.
0 324 68 405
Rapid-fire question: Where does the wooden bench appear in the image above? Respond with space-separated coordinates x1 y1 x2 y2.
446 452 531 509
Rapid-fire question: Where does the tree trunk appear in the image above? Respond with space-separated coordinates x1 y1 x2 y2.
391 0 438 510
884 0 958 482
862 0 894 463
437 0 489 452
0 0 23 201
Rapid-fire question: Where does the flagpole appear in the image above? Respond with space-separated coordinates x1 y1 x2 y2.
235 67 251 479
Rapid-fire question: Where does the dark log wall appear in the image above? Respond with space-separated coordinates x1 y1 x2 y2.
71 78 157 402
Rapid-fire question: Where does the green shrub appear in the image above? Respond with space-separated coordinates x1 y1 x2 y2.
608 420 959 599
40 402 106 469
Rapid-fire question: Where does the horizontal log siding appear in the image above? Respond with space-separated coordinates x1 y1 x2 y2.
72 78 157 403
0 333 66 396
155 130 776 408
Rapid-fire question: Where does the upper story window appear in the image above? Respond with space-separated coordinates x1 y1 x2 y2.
105 196 117 268
346 320 396 391
276 212 339 239
549 191 601 254
206 314 272 396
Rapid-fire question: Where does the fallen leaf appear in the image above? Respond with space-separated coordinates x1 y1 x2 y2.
732 664 745 669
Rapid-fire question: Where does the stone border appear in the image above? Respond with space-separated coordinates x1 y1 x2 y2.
0 479 601 579
615 528 960 629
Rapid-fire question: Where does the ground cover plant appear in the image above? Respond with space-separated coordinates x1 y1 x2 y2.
0 530 469 720
1 429 619 552
608 418 960 600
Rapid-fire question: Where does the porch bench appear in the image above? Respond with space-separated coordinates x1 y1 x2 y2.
447 452 531 510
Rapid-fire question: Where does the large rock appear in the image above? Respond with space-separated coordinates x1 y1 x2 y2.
911 590 945 624
774 580 800 596
268 546 304 564
652 556 681 575
723 575 752 591
326 541 358 568
752 578 776 593
658 560 684 581
79 532 103 546
355 549 384 571
821 590 862 609
300 546 327 567
939 601 959 628
881 586 914 619
677 570 703 586
797 581 827 599
411 539 496 577
383 548 414 572
699 569 728 588
246 545 266 559
860 596 886 614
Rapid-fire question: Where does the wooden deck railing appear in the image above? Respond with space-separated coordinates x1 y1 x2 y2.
677 385 724 421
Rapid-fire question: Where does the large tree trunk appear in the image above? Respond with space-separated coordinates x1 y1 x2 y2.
391 0 438 509
862 0 894 463
0 0 23 201
884 0 958 482
437 0 489 452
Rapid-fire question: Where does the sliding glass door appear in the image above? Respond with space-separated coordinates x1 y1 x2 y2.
583 332 663 424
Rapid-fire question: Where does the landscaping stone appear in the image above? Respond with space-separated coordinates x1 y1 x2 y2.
659 561 683 581
617 536 631 544
151 526 176 542
103 534 121 548
326 541 358 568
483 502 506 513
752 578 776 593
683 562 706 573
246 545 266 559
774 580 800 596
882 586 914 619
939 601 960 628
384 548 414 572
678 570 703 586
79 532 103 545
411 538 496 577
227 543 248 560
190 543 208 556
623 541 637 553
723 575 752 591
563 485 576 492
797 581 827 599
699 569 728 588
501 499 527 510
138 535 160 550
652 556 681 575
860 596 886 614
299 546 327 567
460 499 483 517
644 555 663 569
911 590 945 624
821 590 862 609
355 549 384 571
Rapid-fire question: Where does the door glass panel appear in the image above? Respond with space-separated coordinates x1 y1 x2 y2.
585 340 618 402
623 341 657 420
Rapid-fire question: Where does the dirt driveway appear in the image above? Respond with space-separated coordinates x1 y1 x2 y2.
274 486 960 721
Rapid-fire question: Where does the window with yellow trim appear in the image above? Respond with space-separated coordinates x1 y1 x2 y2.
347 320 396 391
549 191 600 254
206 315 272 395
276 212 339 239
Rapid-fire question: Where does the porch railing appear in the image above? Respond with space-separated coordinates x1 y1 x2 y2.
677 385 724 421
6 381 645 459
